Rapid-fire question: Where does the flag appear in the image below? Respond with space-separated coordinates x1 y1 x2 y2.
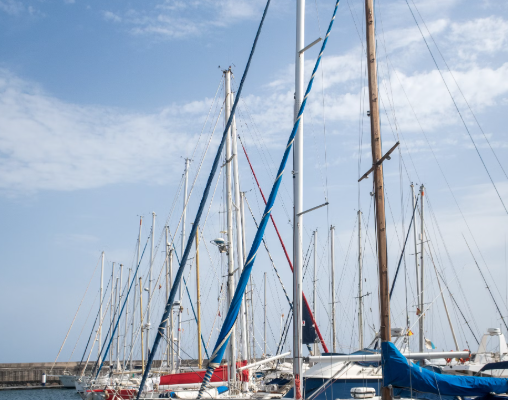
407 330 414 336
425 338 436 350
416 308 421 316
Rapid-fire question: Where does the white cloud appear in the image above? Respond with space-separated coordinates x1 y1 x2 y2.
0 0 25 15
102 0 266 39
0 69 215 194
450 17 508 62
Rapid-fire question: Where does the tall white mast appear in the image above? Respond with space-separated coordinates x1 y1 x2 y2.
147 212 156 360
419 185 425 357
110 262 115 366
131 216 142 370
230 90 249 391
124 268 130 366
117 264 123 369
264 272 267 357
358 210 364 350
293 0 305 397
178 159 189 370
99 251 104 359
240 191 252 362
313 230 317 352
330 225 336 352
224 69 237 385
411 184 419 311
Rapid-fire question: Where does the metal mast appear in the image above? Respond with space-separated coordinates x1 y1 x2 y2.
411 184 420 306
99 251 104 359
230 88 249 391
196 227 202 370
313 230 318 353
165 229 171 367
419 185 425 356
131 217 142 370
224 69 237 385
117 264 123 369
147 212 156 360
139 277 145 375
330 225 336 352
364 0 391 398
178 159 189 370
124 268 130 367
240 191 252 362
293 0 305 397
264 272 267 357
358 210 364 350
110 262 115 366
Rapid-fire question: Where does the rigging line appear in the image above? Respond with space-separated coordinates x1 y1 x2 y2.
433 268 479 346
237 104 293 222
244 194 292 309
389 196 418 299
462 234 507 330
167 101 224 257
50 253 102 372
170 246 210 358
78 277 113 368
68 285 99 364
387 58 505 311
409 0 507 179
239 136 329 352
422 194 482 337
404 0 507 214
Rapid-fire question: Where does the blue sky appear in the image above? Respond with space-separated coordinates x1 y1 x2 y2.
0 0 508 363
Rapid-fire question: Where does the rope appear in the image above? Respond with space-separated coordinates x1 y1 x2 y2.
50 254 102 372
405 0 507 214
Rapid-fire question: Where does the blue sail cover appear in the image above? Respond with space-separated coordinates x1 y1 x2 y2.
381 342 508 397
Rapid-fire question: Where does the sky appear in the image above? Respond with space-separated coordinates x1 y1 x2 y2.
0 0 509 364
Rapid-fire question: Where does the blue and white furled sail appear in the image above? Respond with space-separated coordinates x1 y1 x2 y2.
382 341 508 397
196 1 341 397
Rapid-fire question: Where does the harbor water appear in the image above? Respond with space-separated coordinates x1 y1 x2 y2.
0 389 80 399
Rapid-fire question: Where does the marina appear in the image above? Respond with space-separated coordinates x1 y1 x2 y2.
0 0 509 400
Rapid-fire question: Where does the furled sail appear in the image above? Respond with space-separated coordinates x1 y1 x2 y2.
381 342 508 397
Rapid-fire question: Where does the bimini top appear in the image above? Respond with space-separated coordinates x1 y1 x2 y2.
381 342 508 397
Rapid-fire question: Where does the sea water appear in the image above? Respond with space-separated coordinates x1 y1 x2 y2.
0 388 80 399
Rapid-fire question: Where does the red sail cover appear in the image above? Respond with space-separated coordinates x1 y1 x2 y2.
160 361 248 385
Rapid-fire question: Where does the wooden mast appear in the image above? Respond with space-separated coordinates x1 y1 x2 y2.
364 0 391 399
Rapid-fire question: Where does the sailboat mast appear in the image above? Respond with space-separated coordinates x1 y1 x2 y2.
313 230 317 351
117 264 123 368
230 87 249 390
331 225 336 352
419 185 425 356
196 227 202 370
364 0 391 398
224 69 237 385
99 251 104 359
139 277 145 375
264 272 267 357
358 210 364 350
131 216 142 370
110 262 115 366
293 0 305 397
124 268 130 367
240 191 252 362
411 184 420 309
179 158 189 371
147 212 155 361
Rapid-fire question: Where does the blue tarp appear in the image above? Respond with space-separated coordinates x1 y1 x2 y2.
381 342 508 397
